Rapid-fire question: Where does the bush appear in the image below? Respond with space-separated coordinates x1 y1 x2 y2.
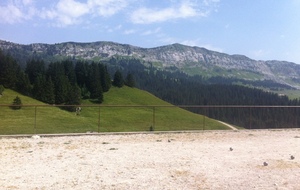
11 96 22 110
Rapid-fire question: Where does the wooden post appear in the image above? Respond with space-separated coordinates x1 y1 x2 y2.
153 106 155 131
98 106 100 133
34 106 37 134
203 107 206 130
250 107 252 129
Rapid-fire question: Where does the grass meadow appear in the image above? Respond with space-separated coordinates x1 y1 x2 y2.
0 87 229 135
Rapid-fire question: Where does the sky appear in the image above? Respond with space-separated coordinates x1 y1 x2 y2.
0 0 300 64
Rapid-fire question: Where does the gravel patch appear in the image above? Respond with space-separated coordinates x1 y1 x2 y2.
1 129 300 189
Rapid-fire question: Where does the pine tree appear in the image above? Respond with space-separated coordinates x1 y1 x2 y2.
32 74 45 101
63 60 77 84
65 84 81 111
16 70 32 96
11 96 22 110
87 62 103 101
99 64 111 92
25 59 45 84
112 70 124 88
46 62 68 104
81 84 90 99
54 75 69 104
44 76 55 104
125 73 135 88
0 51 19 89
75 61 88 87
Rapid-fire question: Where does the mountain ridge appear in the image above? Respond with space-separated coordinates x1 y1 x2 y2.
1 39 300 89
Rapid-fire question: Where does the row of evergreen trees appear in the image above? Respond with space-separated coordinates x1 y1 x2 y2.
105 56 300 129
0 50 135 110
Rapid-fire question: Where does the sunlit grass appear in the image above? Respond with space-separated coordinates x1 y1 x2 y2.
0 87 229 135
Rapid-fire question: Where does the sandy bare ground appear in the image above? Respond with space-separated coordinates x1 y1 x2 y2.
1 129 300 190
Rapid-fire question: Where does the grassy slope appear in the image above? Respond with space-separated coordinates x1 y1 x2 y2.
272 89 300 100
0 87 229 135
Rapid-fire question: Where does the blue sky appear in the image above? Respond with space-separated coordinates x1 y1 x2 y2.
1 0 300 64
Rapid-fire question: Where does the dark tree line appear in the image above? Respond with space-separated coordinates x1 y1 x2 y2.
0 50 32 95
105 56 300 129
0 51 133 111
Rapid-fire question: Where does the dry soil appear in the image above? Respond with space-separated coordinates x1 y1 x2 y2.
1 129 300 189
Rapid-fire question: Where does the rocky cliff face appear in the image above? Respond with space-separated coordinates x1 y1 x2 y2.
1 40 300 89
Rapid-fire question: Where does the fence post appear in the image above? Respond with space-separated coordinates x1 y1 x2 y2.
296 107 298 128
203 107 206 130
152 106 155 131
249 107 252 129
98 106 100 133
34 106 37 134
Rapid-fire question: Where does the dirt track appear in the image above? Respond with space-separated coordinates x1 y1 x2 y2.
1 129 300 189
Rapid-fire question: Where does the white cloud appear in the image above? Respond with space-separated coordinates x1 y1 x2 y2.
87 0 128 17
130 0 219 24
0 0 36 24
157 34 178 45
177 2 200 18
203 0 220 6
40 0 129 27
57 0 89 18
141 27 161 36
130 7 174 24
0 0 218 27
22 0 34 6
41 0 90 26
0 0 129 26
0 4 23 24
124 29 137 35
115 24 122 30
56 0 89 25
106 24 122 32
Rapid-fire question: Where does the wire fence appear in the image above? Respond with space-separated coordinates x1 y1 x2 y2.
1 104 300 135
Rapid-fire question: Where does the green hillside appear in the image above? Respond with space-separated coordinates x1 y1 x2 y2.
0 87 230 135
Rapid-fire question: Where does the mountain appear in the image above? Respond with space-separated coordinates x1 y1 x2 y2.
1 39 300 89
2 40 300 130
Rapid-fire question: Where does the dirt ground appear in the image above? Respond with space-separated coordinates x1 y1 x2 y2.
1 129 300 190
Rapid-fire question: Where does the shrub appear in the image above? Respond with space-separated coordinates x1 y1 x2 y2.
11 96 22 110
